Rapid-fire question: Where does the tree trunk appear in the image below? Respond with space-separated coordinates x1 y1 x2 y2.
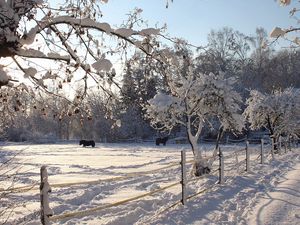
272 135 279 153
266 116 278 153
186 129 211 177
209 126 224 166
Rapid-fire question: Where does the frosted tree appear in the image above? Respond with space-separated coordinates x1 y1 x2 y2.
0 0 162 100
244 88 300 151
146 59 244 176
0 83 34 141
270 0 300 46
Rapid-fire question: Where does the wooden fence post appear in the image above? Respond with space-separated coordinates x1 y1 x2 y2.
245 141 250 172
260 139 264 164
40 166 53 225
218 147 224 184
181 150 187 205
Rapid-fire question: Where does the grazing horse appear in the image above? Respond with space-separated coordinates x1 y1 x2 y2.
156 136 169 146
79 140 95 147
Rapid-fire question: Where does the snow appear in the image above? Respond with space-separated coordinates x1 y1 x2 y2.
20 16 114 47
246 163 300 225
92 58 113 72
244 88 300 138
21 28 37 45
17 48 47 58
0 142 299 224
139 28 160 36
15 49 69 63
0 66 10 85
270 27 286 38
47 53 70 62
114 28 135 38
148 92 177 108
146 69 244 160
115 119 122 127
293 37 300 45
23 67 37 78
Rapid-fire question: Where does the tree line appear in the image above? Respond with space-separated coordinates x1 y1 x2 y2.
1 27 299 143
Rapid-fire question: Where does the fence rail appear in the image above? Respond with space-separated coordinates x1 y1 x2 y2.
49 181 181 222
42 140 254 224
2 137 297 225
40 150 214 224
1 159 195 193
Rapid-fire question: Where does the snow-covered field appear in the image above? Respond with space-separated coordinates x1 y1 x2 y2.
0 141 299 225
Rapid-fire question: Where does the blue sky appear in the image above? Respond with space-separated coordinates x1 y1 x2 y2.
99 0 297 47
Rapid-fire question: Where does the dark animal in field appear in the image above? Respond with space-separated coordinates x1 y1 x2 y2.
156 137 169 146
79 140 95 147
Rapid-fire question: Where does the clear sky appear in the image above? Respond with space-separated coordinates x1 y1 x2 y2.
99 0 297 47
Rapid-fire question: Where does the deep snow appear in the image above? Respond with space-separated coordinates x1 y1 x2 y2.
0 141 299 225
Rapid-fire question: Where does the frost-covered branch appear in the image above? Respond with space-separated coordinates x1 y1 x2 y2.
0 0 165 97
13 48 70 62
270 1 300 46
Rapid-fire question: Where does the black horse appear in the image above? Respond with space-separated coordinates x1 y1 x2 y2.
156 137 169 146
79 140 95 147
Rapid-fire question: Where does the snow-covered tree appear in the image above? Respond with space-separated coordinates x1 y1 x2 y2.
270 0 300 46
0 0 162 99
146 61 244 176
0 84 34 140
244 88 300 150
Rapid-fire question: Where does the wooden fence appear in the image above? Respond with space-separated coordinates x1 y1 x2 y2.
1 137 297 225
40 138 296 224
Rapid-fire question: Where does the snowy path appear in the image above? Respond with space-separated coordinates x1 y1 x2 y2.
247 162 300 225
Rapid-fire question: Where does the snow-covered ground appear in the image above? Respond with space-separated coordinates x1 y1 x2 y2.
245 162 300 225
0 141 299 225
